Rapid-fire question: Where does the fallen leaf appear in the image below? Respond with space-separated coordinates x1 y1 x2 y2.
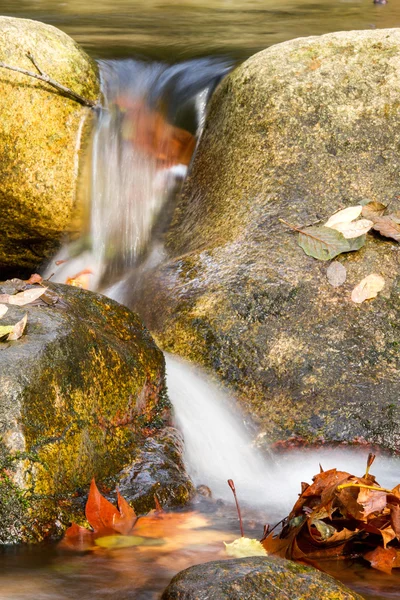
0 325 15 341
113 491 137 535
85 478 127 535
0 305 8 318
65 269 93 289
351 274 385 304
224 537 267 558
328 218 374 239
298 226 364 261
326 262 347 287
325 206 363 228
25 273 43 285
94 535 164 549
361 201 387 221
372 216 400 243
364 546 397 574
390 504 400 539
0 287 46 306
357 487 387 518
7 313 28 341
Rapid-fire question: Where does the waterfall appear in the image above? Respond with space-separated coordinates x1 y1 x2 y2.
46 57 230 290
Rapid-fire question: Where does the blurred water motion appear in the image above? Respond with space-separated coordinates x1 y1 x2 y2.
1 0 399 61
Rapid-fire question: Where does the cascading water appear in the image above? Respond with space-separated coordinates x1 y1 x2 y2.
47 57 230 290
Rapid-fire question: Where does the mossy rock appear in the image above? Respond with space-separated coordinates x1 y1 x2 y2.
0 17 100 276
161 556 364 599
0 282 168 544
130 29 400 453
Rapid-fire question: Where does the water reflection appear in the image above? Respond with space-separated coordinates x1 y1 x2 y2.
0 1 399 60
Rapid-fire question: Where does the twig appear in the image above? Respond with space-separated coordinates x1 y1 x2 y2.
337 483 392 493
0 52 97 108
228 479 244 537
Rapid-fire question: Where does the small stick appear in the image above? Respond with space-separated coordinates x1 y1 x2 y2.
227 479 244 537
0 52 96 108
337 483 391 493
364 453 376 478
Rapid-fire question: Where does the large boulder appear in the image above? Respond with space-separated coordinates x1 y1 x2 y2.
131 29 400 453
0 17 99 276
0 282 170 543
161 557 364 599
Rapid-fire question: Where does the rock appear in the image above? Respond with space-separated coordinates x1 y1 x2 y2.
0 17 100 276
0 282 169 544
117 426 195 514
131 29 400 452
161 556 364 599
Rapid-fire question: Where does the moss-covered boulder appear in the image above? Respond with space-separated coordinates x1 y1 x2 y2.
161 557 364 599
0 282 169 544
0 17 99 276
131 29 400 453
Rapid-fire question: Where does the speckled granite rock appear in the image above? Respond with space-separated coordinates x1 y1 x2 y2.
130 29 400 453
0 282 168 543
161 556 364 599
0 17 99 275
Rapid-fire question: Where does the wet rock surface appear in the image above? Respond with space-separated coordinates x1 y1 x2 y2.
0 17 99 275
117 426 195 514
131 29 400 453
161 556 364 599
0 282 168 543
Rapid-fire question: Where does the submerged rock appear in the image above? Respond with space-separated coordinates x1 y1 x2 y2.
161 556 363 599
0 283 168 543
132 29 400 452
0 17 99 276
117 426 195 514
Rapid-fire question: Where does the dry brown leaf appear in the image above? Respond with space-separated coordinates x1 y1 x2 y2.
326 262 347 287
351 274 385 304
325 206 362 228
390 504 400 539
7 313 28 341
329 218 374 239
358 487 387 518
0 304 8 319
372 216 400 242
25 273 43 285
361 201 387 221
0 287 46 306
364 546 397 574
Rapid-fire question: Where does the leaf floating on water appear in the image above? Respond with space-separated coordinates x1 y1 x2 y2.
329 218 374 239
7 313 28 341
94 535 158 549
361 201 387 221
85 478 125 534
371 216 400 243
298 226 364 261
364 546 398 574
0 304 8 319
324 205 362 228
224 537 267 558
351 274 385 304
326 262 347 287
0 287 46 306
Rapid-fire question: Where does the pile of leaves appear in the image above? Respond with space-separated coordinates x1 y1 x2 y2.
262 455 400 574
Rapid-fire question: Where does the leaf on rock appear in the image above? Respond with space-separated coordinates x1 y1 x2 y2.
0 325 15 341
361 201 387 221
328 219 374 239
298 226 363 261
327 262 347 287
7 314 28 341
0 287 46 306
65 269 93 289
371 216 400 242
364 546 398 574
25 273 43 285
351 274 385 304
0 304 8 319
325 206 362 228
224 537 267 558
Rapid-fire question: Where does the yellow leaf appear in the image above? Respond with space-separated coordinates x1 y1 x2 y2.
224 537 267 558
351 274 385 304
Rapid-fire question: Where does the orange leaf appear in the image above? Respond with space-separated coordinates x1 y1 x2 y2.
25 273 43 284
113 491 137 535
61 522 94 551
85 478 121 534
364 546 397 574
